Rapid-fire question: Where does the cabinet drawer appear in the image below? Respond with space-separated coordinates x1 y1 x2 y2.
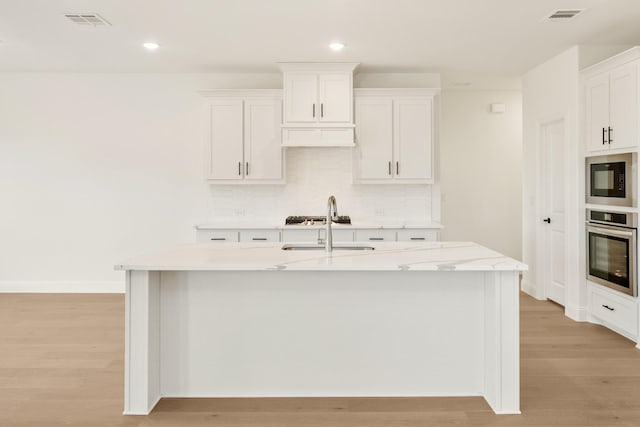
589 286 638 337
397 229 439 242
196 230 239 243
282 228 354 242
239 230 280 242
355 229 397 242
281 229 319 243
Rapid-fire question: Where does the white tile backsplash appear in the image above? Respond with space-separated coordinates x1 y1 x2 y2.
207 148 434 224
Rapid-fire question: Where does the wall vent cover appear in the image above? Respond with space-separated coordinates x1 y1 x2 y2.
545 9 584 21
64 14 111 26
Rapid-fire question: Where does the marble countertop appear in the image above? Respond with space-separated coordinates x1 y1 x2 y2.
195 222 444 230
115 241 527 272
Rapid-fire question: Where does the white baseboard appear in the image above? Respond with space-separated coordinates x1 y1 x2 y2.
565 304 589 322
0 281 125 293
520 280 545 300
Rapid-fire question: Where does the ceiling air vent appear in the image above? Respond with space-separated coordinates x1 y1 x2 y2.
545 9 584 21
64 13 111 26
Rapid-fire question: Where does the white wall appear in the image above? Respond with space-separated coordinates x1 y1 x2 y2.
439 90 523 259
0 70 522 293
522 47 582 317
0 72 281 292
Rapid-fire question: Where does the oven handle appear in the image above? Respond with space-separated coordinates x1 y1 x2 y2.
587 223 636 239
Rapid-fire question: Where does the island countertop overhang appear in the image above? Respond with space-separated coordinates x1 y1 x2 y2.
115 241 527 272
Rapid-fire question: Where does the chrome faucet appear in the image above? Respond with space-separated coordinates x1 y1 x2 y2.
326 195 338 252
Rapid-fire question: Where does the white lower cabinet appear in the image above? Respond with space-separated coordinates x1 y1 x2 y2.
355 229 397 242
239 230 280 242
588 284 638 340
397 229 439 242
197 227 440 244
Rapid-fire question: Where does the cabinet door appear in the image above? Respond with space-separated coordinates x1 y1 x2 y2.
585 74 611 152
354 97 393 180
208 99 243 180
318 73 352 123
284 73 317 123
244 98 283 181
393 98 433 181
609 62 638 150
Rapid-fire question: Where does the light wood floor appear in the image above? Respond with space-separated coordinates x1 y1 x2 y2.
1 292 640 426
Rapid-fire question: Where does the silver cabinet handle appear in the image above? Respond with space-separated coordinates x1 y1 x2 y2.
410 237 426 241
252 237 267 241
210 237 226 241
388 161 392 175
312 104 315 118
238 162 242 176
321 103 324 118
246 162 249 176
396 161 399 175
369 237 384 241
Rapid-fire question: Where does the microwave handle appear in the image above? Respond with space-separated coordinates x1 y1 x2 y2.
587 224 635 239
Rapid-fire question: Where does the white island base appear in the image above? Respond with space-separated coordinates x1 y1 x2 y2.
119 242 524 415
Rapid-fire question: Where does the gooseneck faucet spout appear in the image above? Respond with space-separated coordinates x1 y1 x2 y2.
326 195 338 252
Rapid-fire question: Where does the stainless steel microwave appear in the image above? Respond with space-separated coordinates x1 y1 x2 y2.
586 153 636 207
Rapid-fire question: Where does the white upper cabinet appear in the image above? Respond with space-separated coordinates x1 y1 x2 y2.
280 63 358 147
353 89 437 184
203 90 284 184
584 57 638 153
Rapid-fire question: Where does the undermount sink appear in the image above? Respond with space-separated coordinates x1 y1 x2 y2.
281 243 375 251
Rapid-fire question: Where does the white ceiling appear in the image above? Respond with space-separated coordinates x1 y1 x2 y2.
2 0 640 86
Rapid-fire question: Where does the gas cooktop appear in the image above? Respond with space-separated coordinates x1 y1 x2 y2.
285 215 351 225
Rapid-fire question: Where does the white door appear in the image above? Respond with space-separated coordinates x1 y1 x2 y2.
541 119 566 305
318 73 351 123
609 62 637 150
243 98 282 181
208 98 243 180
284 73 317 123
585 74 610 152
354 97 393 180
393 98 433 181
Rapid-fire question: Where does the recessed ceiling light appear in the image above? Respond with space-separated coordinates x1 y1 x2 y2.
329 42 345 51
143 42 159 51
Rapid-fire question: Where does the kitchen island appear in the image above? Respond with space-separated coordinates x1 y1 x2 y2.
116 241 526 415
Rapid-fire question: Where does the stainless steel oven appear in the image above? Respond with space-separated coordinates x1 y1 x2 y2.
586 153 636 207
586 209 637 296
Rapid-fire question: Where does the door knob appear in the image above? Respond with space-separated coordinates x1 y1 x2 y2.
543 218 551 224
